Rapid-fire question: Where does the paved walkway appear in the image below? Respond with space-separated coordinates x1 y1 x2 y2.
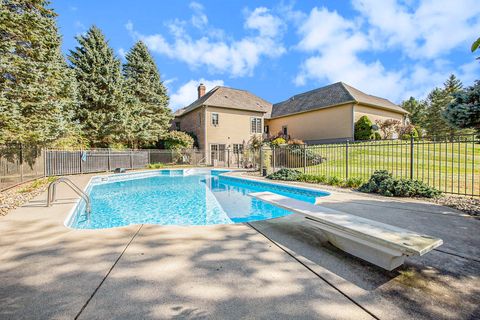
0 172 478 319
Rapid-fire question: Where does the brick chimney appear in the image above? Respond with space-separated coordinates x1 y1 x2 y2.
197 83 206 99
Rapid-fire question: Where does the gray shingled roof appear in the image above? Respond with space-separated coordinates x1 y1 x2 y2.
174 86 272 117
270 82 407 119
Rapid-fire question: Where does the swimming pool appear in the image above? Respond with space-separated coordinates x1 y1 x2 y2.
67 169 330 229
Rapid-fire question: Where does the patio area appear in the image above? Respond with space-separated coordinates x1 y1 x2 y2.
0 173 478 320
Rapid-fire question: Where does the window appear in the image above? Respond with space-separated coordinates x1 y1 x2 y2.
233 144 243 154
211 113 219 126
251 117 262 133
264 125 269 134
175 122 181 130
282 125 288 136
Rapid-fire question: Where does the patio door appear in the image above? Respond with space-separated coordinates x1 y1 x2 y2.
210 144 226 166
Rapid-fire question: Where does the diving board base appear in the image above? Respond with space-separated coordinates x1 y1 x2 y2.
304 218 406 270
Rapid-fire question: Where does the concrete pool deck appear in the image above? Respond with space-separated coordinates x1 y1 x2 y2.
0 172 479 319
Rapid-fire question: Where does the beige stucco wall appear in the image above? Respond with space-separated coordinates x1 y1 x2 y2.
173 107 206 150
266 103 354 143
206 106 264 148
354 104 405 125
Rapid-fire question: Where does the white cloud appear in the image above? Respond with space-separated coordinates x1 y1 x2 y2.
294 7 405 101
117 48 126 60
352 0 480 59
169 78 224 110
189 1 208 29
294 3 480 103
244 7 285 38
126 6 285 77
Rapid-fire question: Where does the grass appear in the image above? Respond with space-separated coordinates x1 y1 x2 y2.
17 176 58 194
280 139 480 196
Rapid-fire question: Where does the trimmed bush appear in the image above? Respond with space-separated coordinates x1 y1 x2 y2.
359 170 441 198
374 132 382 140
354 116 374 140
266 168 303 181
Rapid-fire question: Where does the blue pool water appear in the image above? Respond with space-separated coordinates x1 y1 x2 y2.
67 169 329 229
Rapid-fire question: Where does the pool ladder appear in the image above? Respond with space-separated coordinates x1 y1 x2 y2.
47 177 91 214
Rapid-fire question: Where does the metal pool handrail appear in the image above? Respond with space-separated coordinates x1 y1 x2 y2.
47 177 91 214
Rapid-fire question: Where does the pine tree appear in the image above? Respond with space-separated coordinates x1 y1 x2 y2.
0 0 76 145
401 97 427 128
68 26 125 147
122 41 172 148
424 75 464 137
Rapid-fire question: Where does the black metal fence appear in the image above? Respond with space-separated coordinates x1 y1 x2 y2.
261 134 480 197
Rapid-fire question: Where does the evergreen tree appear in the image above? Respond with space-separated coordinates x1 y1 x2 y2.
122 41 172 148
0 0 76 145
401 97 427 128
424 75 463 137
68 26 125 147
443 80 480 135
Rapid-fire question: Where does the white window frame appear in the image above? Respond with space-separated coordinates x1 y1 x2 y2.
211 113 219 126
251 117 262 134
233 144 243 154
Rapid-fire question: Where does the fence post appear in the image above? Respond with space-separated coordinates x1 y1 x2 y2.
19 144 24 182
345 140 349 179
227 148 230 167
130 150 133 169
410 136 414 180
107 149 111 172
303 144 307 173
272 145 276 172
43 148 47 177
259 147 263 174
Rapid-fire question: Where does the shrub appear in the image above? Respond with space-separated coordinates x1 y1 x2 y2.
289 147 325 165
354 116 374 140
148 163 166 169
401 127 419 141
271 137 287 147
373 132 382 140
342 177 365 188
266 168 302 181
163 131 194 150
287 139 305 146
298 174 328 184
359 170 441 198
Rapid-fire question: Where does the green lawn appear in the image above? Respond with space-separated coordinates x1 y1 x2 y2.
271 139 480 196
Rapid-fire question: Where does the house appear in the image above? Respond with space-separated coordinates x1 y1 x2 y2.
172 82 408 162
172 84 272 163
266 82 408 144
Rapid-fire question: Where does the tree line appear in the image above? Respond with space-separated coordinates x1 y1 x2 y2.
401 75 479 138
0 0 172 149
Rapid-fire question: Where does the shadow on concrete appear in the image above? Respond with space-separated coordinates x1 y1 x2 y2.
250 195 480 320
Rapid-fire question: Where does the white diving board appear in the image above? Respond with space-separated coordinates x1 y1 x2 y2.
249 191 443 270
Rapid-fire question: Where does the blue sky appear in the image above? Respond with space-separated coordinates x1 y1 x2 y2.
53 0 480 110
